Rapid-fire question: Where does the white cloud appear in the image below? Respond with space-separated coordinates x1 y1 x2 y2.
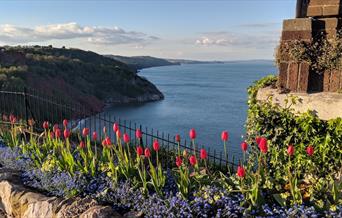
0 22 158 45
195 31 280 49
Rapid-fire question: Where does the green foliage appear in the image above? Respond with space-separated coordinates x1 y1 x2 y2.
246 75 342 209
275 32 342 73
0 45 163 111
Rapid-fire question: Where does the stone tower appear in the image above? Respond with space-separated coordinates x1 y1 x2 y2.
278 0 342 93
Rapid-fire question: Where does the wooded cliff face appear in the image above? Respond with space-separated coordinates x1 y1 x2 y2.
0 46 164 112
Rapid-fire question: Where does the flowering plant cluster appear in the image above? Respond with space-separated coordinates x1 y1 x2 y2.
0 114 341 217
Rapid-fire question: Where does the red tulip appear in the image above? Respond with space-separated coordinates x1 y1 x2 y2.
136 146 143 156
123 133 130 143
64 129 70 139
116 129 121 139
82 128 89 137
113 122 119 133
144 147 151 158
136 129 142 139
103 126 107 134
9 114 16 124
92 131 97 141
189 155 197 166
176 156 182 168
258 137 268 154
241 141 248 152
2 114 8 121
79 141 85 149
287 145 295 156
237 165 246 178
256 137 262 145
175 134 181 142
43 121 49 129
63 119 68 127
55 128 61 138
306 145 314 156
200 148 207 159
189 129 196 140
153 139 160 152
104 136 111 146
53 124 59 132
50 132 55 139
221 131 229 141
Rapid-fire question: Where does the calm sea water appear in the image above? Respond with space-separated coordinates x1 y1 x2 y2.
104 61 276 158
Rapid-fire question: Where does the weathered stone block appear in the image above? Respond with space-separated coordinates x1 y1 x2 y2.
309 0 340 6
298 62 310 92
323 5 341 16
288 62 300 91
282 31 312 41
330 70 341 91
283 18 312 31
278 62 288 90
325 70 342 92
307 6 323 17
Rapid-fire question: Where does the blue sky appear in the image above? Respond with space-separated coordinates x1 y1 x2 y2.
0 0 296 60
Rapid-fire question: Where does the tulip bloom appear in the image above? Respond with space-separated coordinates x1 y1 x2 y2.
189 129 196 140
137 146 143 156
2 114 8 121
113 122 119 133
237 165 246 178
63 119 68 127
153 139 160 152
116 129 121 139
53 124 59 132
104 137 111 146
256 137 262 145
82 128 89 137
9 114 16 124
136 129 142 139
175 134 181 142
287 145 295 156
79 141 86 149
103 126 107 134
189 155 197 166
258 137 268 154
123 133 130 143
92 131 97 141
306 145 314 156
55 128 61 138
64 129 70 139
221 131 229 141
50 132 55 139
43 121 49 129
241 141 248 152
200 149 207 159
176 156 182 168
144 148 151 158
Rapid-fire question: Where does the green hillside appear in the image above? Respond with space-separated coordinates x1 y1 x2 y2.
0 46 164 112
107 55 179 70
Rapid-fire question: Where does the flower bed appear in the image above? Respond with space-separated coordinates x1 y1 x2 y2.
0 109 341 217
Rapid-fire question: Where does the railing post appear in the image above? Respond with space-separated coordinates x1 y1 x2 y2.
23 87 29 125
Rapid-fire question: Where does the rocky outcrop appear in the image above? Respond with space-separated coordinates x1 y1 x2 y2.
0 168 123 218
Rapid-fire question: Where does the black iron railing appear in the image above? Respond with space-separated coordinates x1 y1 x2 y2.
0 86 238 170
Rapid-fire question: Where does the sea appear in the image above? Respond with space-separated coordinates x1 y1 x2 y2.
104 61 277 159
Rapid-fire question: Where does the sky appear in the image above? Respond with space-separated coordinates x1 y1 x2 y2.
0 0 297 61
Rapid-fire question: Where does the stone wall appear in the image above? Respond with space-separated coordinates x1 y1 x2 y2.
278 0 342 93
0 168 133 218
